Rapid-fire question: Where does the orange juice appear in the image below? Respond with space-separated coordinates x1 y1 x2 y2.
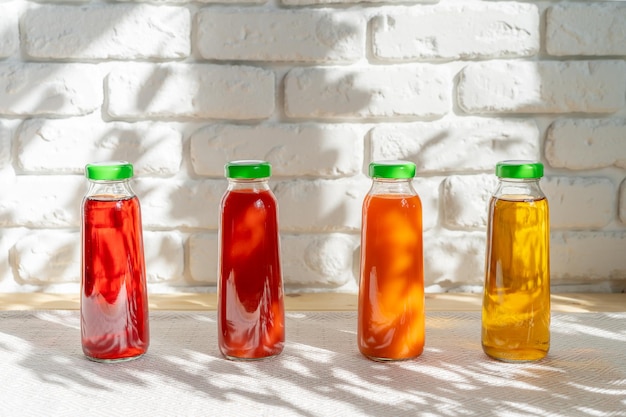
358 161 424 361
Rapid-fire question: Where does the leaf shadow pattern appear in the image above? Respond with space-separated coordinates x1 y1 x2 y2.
1 311 625 416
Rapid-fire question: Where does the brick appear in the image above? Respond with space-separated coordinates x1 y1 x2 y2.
424 231 626 289
135 178 224 230
424 230 486 289
545 118 626 170
23 5 190 60
17 118 183 176
442 174 497 230
0 122 10 169
197 9 364 62
156 0 264 3
282 233 359 288
618 178 626 224
0 4 18 57
371 118 539 174
189 232 359 288
12 231 80 284
543 176 615 230
284 65 450 119
372 2 538 61
443 174 616 231
188 233 218 284
273 178 370 232
283 0 436 5
458 60 626 114
107 64 274 120
190 124 363 178
547 3 626 56
12 231 184 284
143 231 185 283
0 176 83 228
0 64 102 117
412 176 442 231
0 229 28 291
551 231 626 282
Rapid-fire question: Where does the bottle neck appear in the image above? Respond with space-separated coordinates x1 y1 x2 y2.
85 179 135 200
494 178 545 200
369 178 416 195
227 177 270 192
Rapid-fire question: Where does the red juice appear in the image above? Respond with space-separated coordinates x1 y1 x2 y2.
218 188 285 360
81 195 149 362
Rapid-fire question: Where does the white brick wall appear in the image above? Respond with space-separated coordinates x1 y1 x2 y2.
0 0 624 295
545 119 626 170
370 118 539 173
546 3 626 56
285 65 451 118
17 117 183 175
107 64 275 119
0 4 19 58
458 60 626 114
23 5 191 60
190 124 363 177
0 64 102 116
196 10 366 62
371 2 539 60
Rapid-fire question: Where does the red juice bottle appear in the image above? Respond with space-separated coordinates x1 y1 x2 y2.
218 160 285 360
81 161 149 362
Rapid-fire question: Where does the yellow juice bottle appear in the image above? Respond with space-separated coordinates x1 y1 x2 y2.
482 160 550 362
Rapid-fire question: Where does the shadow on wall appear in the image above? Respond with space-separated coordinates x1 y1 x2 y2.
7 4 622 292
1 3 190 290
2 5 376 291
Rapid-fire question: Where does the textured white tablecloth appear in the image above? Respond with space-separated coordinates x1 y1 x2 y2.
1 311 625 417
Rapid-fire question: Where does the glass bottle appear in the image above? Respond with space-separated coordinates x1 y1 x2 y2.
218 160 285 360
81 161 149 362
482 160 550 362
358 160 424 361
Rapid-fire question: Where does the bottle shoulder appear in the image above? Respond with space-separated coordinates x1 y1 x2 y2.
221 187 277 210
367 178 418 196
84 179 136 200
493 178 545 200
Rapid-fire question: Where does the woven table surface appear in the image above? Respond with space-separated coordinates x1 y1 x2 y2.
1 310 625 416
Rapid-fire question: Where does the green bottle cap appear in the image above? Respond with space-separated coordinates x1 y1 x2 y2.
496 160 544 179
85 161 133 180
369 160 416 179
225 160 271 179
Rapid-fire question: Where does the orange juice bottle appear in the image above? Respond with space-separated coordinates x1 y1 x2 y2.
358 160 424 361
482 160 550 362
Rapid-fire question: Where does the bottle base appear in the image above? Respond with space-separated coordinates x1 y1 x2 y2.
84 353 146 364
222 352 282 361
362 354 422 362
482 347 548 363
359 346 424 362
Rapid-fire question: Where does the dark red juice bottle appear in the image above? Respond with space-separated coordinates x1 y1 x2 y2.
218 160 285 360
81 161 149 362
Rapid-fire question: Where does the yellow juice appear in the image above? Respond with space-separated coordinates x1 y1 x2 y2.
482 195 550 362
